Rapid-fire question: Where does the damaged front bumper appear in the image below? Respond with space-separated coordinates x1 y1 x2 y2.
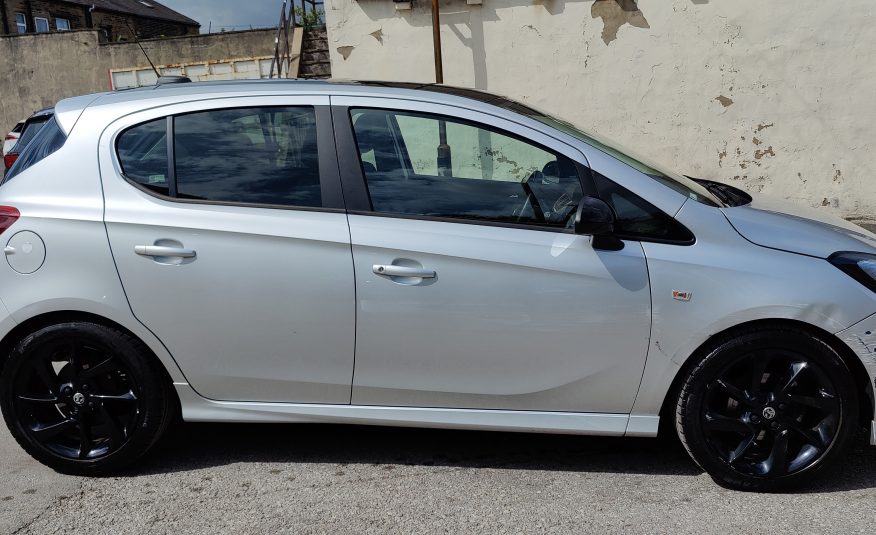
836 312 876 446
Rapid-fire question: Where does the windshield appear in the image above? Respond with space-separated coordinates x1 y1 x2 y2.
508 105 725 207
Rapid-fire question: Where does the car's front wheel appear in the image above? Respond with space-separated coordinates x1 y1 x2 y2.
675 325 859 491
0 322 173 475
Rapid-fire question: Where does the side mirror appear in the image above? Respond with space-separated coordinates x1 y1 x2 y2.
574 196 615 236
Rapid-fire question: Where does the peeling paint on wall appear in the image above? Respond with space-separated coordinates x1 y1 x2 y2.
754 146 775 159
369 29 384 44
326 0 876 224
337 46 355 60
591 0 650 45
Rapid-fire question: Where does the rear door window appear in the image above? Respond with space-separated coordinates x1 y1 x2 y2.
116 106 323 208
174 107 321 207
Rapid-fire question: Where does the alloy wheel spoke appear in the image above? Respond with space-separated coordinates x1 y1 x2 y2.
813 419 836 448
704 413 750 434
17 394 60 405
79 356 115 382
99 404 127 447
713 379 752 406
764 430 790 476
91 390 137 403
788 393 837 412
31 418 77 440
789 423 825 449
777 362 808 396
727 434 757 464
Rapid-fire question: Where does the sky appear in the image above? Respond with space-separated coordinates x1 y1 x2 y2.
158 0 307 33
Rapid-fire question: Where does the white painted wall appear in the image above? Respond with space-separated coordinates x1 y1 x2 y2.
326 0 876 224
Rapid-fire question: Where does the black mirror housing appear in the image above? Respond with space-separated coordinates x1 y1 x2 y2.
574 196 615 236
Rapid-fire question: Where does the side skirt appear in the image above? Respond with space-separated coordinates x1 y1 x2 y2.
175 384 659 437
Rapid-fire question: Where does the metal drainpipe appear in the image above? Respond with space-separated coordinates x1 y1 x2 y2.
24 0 34 32
431 0 443 84
431 0 452 176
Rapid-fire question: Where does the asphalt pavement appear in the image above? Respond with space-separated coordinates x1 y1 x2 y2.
1 420 875 534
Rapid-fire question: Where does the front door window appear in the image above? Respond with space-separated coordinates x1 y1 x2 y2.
350 109 585 230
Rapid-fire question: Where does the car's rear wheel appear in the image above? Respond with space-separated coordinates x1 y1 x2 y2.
0 322 173 475
676 325 859 491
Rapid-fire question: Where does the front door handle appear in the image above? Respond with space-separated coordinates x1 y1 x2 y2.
373 264 436 278
134 245 196 258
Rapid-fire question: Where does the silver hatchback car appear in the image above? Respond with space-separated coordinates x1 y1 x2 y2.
0 79 874 491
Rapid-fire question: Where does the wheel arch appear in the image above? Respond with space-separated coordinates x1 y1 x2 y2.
0 310 182 412
658 318 875 434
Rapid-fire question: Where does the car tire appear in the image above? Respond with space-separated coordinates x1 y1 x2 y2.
675 325 859 492
0 322 173 475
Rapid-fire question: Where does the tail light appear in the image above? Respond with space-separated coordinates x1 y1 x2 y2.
3 153 18 170
0 206 19 235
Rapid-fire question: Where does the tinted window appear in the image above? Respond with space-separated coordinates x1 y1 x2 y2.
174 107 321 207
592 171 694 243
117 118 169 195
351 109 584 229
3 117 66 183
14 116 51 152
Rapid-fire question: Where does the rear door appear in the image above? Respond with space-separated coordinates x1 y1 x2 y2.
100 96 356 403
334 97 653 414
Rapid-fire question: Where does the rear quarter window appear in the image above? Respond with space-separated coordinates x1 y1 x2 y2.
117 118 169 195
3 117 66 183
14 117 51 152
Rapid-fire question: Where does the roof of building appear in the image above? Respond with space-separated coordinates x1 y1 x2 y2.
63 0 200 27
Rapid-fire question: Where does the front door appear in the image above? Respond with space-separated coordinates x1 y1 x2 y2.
100 98 356 403
338 102 652 413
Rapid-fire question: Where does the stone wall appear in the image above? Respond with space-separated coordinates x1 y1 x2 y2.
325 0 876 225
0 29 276 134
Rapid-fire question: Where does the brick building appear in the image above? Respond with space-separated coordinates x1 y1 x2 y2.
0 0 199 41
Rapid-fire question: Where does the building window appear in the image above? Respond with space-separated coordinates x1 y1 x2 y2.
34 17 50 33
56 18 71 31
15 13 27 33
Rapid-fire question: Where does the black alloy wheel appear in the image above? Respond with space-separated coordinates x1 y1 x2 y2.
676 325 859 491
1 322 173 475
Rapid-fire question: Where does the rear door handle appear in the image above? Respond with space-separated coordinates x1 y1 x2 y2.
134 245 196 258
373 264 436 278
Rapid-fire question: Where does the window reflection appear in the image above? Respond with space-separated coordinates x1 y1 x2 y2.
175 107 321 207
351 109 583 229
